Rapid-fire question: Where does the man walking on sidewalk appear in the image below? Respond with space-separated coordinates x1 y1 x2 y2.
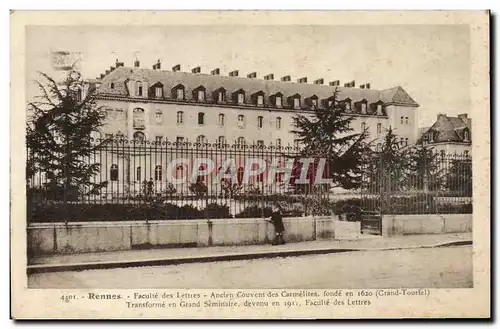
267 203 285 245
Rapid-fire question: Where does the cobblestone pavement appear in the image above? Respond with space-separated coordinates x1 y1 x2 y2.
28 246 472 289
30 233 471 266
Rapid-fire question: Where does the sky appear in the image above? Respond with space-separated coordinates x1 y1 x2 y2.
25 24 470 127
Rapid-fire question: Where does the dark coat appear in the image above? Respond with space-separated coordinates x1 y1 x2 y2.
270 211 285 233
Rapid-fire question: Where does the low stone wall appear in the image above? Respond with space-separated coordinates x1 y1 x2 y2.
27 216 347 256
381 214 472 237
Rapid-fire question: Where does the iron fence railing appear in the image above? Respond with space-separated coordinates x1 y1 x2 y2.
26 140 472 222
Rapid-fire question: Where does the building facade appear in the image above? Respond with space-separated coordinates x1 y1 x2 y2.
89 59 420 149
417 113 471 156
82 60 421 197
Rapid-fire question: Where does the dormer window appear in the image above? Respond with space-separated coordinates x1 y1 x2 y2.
155 86 163 98
214 88 226 103
311 98 318 107
361 102 367 114
172 85 185 100
289 94 301 109
237 93 245 104
193 86 206 102
198 90 205 101
344 99 352 111
218 91 225 103
376 104 383 115
294 98 300 109
276 96 282 107
110 83 115 89
464 130 470 141
429 132 434 142
257 95 264 106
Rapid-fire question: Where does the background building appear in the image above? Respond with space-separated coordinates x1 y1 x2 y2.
417 113 471 156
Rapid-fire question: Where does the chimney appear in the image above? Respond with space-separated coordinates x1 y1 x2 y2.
458 114 468 121
116 61 124 68
437 113 447 120
172 64 181 72
100 73 105 79
329 80 340 86
344 80 355 88
360 84 365 89
191 66 201 74
281 75 291 82
314 78 324 85
365 83 371 89
105 69 110 75
210 68 220 75
134 59 140 68
153 59 161 70
264 74 274 80
110 66 115 72
247 72 257 79
229 70 239 77
297 77 307 83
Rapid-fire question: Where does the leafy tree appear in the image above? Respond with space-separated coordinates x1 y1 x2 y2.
220 178 243 198
26 70 107 201
291 89 370 192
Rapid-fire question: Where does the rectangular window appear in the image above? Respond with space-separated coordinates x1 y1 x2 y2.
276 96 282 107
177 88 184 100
218 114 225 126
257 95 264 106
257 140 264 147
401 116 404 124
237 115 245 128
218 92 225 103
377 123 382 134
312 99 318 107
276 117 282 130
257 116 263 128
237 93 245 104
177 111 184 124
176 136 184 144
155 87 162 98
276 138 281 147
136 167 141 181
405 117 409 125
405 138 408 146
361 122 366 131
198 90 205 101
294 98 300 109
198 112 205 125
155 136 163 143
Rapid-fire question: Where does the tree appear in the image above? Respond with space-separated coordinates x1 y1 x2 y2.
445 157 473 197
291 89 370 191
364 127 411 194
405 145 445 192
26 70 107 201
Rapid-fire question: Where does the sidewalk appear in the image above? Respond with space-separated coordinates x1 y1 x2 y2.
28 232 472 274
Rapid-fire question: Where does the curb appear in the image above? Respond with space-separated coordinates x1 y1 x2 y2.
27 240 472 275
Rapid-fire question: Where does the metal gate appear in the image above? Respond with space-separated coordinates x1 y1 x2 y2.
360 210 382 235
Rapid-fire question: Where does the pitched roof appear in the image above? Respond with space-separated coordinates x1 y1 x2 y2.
380 86 419 107
96 66 420 108
417 114 471 144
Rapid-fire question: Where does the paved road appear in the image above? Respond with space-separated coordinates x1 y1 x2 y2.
28 246 472 289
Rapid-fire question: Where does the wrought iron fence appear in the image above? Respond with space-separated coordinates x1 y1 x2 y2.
26 139 472 223
359 152 472 216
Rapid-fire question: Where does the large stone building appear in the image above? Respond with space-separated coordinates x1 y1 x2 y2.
90 59 419 149
82 59 421 197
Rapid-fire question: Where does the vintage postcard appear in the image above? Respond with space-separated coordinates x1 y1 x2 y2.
11 10 490 319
